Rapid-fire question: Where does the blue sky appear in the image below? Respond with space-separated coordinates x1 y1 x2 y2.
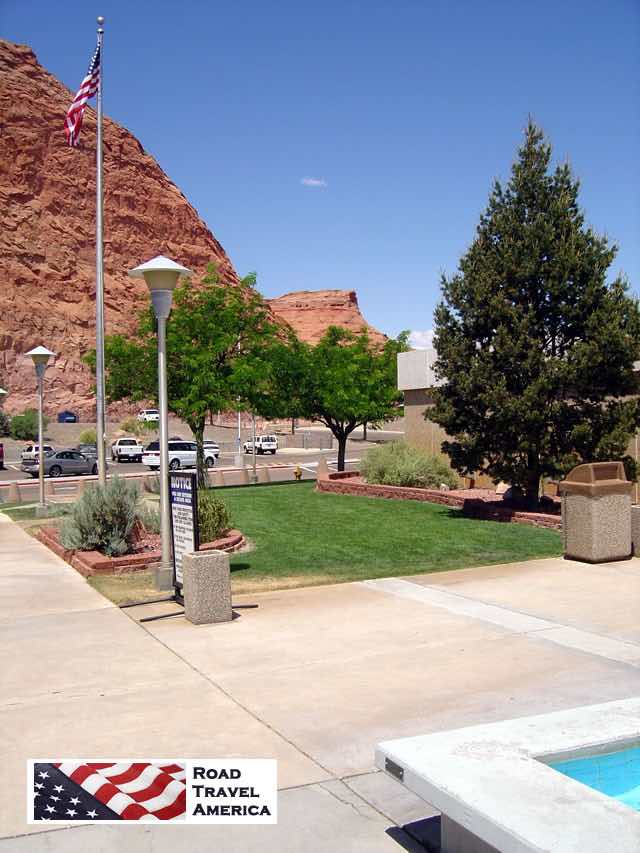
3 0 639 342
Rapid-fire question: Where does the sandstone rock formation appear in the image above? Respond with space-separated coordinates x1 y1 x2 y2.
267 290 385 345
0 40 385 420
0 39 238 417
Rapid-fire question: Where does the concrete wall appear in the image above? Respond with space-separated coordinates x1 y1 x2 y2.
404 389 445 455
397 348 440 391
402 378 494 489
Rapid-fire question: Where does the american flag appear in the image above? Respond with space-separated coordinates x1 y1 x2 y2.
64 44 101 147
32 762 186 821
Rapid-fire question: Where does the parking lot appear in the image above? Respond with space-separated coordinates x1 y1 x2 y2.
0 419 401 483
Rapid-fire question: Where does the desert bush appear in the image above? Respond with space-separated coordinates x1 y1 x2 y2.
137 502 160 534
198 491 231 542
0 410 10 437
11 408 48 441
119 416 153 437
59 476 139 556
78 427 97 445
145 473 161 494
361 441 459 490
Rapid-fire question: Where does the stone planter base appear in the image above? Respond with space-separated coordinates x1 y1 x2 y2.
37 527 245 577
317 473 561 530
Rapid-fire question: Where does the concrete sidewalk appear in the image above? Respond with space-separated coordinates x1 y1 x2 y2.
2 514 640 851
0 515 428 852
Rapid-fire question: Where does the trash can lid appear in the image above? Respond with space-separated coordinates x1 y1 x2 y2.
559 461 632 496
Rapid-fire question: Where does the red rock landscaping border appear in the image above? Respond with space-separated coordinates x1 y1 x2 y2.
317 472 561 531
37 527 245 577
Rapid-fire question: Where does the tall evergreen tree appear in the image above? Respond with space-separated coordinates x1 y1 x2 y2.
431 122 640 507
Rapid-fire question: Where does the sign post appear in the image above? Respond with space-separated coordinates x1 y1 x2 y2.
169 471 199 603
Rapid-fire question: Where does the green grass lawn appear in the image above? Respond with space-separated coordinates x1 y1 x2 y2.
2 505 41 521
4 482 562 600
217 481 561 590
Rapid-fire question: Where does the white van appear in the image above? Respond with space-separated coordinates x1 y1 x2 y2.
243 434 278 455
142 440 217 470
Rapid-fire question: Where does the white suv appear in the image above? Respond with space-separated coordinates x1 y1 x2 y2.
21 444 54 462
142 440 217 471
138 409 159 423
243 434 278 455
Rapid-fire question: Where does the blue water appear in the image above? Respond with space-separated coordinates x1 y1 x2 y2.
550 746 640 811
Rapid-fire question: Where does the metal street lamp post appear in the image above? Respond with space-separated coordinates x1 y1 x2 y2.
129 255 191 591
251 412 257 483
0 388 6 474
26 346 55 517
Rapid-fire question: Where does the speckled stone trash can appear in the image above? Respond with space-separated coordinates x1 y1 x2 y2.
560 461 632 563
182 550 232 625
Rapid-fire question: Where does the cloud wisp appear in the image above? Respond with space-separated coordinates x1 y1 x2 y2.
408 329 435 350
300 177 328 188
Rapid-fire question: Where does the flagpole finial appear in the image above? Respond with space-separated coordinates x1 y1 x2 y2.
97 15 105 28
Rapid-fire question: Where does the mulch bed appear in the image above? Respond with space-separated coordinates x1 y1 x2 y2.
38 525 245 577
317 473 561 530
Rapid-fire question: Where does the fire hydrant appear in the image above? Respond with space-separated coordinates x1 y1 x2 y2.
294 465 302 481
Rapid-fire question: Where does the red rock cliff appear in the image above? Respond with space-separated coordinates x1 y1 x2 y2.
0 39 238 417
0 40 386 419
268 290 385 345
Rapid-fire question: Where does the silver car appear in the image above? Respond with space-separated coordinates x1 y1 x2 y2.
21 449 98 478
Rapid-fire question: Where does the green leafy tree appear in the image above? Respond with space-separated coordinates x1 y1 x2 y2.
232 331 312 432
431 122 640 507
10 408 48 441
300 327 408 470
86 266 279 486
78 428 97 445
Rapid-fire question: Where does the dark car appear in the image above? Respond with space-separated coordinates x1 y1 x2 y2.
21 449 98 478
75 443 98 456
57 410 78 423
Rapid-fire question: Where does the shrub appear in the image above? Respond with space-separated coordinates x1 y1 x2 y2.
198 491 231 542
120 416 154 437
59 476 139 556
145 473 161 494
11 408 48 441
361 441 459 490
137 502 160 534
78 427 97 445
0 410 10 437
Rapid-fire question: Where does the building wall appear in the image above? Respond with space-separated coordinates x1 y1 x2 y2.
400 351 640 496
404 389 494 488
404 389 445 454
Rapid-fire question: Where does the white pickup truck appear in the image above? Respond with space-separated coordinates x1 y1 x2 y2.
110 437 143 463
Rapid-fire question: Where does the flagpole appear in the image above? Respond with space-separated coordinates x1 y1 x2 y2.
95 15 107 486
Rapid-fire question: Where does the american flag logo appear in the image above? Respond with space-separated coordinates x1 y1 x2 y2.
64 44 101 147
32 762 186 822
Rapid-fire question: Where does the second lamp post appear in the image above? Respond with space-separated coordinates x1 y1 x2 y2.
26 346 55 517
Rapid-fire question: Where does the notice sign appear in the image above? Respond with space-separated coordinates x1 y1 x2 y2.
188 760 277 824
169 471 199 588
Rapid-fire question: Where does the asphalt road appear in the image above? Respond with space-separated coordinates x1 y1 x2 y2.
0 446 364 483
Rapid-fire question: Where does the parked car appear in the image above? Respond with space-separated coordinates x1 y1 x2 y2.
75 443 98 456
137 409 160 423
203 440 220 458
57 410 78 423
21 444 54 462
21 449 98 478
142 439 217 471
243 434 278 455
110 437 143 462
